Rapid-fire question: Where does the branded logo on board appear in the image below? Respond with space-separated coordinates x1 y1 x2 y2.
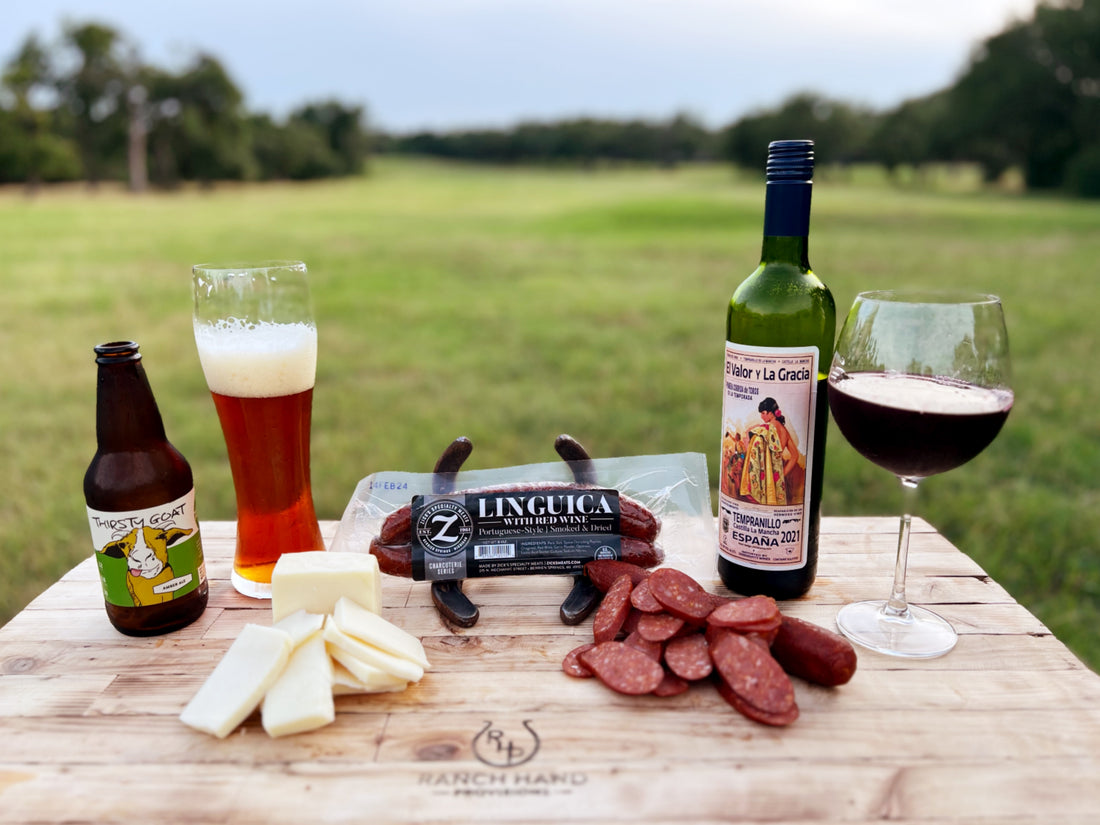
417 720 588 796
472 720 540 768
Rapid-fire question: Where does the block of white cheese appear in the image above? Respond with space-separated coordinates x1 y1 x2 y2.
261 633 335 737
274 609 326 648
180 624 292 738
270 551 382 622
323 618 424 683
332 597 431 670
330 652 409 695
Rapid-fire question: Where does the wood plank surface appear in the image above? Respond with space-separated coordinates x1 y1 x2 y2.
1 518 1097 825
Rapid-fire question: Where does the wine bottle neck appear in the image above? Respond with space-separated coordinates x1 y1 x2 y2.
761 179 812 266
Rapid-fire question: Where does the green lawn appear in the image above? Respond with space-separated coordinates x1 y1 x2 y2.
2 158 1097 671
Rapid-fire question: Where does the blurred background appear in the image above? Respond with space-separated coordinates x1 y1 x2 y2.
1 1 1097 670
5 0 1098 192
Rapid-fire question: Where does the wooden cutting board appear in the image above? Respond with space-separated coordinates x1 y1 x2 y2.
2 517 1099 824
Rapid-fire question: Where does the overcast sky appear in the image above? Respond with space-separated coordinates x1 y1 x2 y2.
3 0 1039 132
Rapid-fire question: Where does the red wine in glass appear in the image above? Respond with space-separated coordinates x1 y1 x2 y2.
827 290 1012 658
829 373 1013 478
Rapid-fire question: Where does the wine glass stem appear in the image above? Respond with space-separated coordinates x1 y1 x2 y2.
885 477 921 620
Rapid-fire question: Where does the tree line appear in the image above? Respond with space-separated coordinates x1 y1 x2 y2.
383 0 1100 197
0 22 368 190
3 1 1099 196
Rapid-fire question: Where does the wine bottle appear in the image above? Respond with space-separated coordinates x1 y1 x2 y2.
717 139 836 599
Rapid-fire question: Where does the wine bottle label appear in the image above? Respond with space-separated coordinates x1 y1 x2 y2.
718 342 819 570
87 489 207 608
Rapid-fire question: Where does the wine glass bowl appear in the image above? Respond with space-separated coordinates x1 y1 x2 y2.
828 290 1012 657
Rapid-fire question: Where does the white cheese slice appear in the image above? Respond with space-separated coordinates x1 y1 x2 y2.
273 609 326 648
261 634 335 737
332 596 431 670
323 618 424 683
270 551 382 622
331 659 369 695
330 652 409 695
180 624 292 738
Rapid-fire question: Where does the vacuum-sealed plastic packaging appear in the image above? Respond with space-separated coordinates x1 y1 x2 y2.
332 449 715 582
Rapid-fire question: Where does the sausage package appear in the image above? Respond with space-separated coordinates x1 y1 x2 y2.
331 449 715 581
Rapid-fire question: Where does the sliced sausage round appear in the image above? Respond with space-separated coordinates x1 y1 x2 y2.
579 641 665 695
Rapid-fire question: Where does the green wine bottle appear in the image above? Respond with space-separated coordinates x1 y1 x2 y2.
717 139 836 599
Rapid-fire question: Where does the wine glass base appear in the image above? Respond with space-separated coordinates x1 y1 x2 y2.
836 600 957 659
231 571 272 600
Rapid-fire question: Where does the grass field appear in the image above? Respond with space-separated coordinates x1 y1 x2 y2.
1 158 1097 671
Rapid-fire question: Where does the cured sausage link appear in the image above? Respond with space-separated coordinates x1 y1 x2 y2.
378 483 661 546
769 615 858 687
368 539 416 578
584 559 651 593
370 536 662 579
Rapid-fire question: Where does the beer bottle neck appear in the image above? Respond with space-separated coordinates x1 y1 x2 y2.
94 343 168 451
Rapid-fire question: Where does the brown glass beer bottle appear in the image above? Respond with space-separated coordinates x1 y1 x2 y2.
84 341 208 635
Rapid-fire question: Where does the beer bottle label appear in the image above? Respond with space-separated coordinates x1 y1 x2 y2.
87 490 208 608
718 342 819 570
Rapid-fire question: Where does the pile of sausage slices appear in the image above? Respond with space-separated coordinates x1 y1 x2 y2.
562 561 857 727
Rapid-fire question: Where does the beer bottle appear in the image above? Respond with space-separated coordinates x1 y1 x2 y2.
84 341 208 635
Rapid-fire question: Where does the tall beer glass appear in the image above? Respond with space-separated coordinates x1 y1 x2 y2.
192 261 325 598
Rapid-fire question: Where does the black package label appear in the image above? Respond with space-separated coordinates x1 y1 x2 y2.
409 488 622 581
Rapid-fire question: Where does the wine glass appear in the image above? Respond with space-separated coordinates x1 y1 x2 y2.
827 290 1013 658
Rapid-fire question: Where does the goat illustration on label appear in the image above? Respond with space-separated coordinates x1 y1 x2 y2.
87 490 207 608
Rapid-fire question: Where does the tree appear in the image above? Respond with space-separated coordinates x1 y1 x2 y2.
55 22 131 184
943 0 1100 189
249 113 343 180
2 35 49 189
2 19 376 186
143 54 252 185
721 92 877 170
291 100 370 175
383 115 716 166
1 34 82 189
864 92 949 177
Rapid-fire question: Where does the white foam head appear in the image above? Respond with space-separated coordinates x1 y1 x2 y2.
194 319 317 397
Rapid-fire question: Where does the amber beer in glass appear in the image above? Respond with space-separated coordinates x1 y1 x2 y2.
192 261 325 598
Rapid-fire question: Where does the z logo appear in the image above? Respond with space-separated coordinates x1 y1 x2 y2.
429 512 462 545
414 498 473 555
